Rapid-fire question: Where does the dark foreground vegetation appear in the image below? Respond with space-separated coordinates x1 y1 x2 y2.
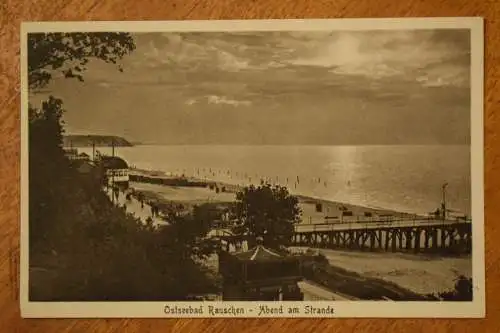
30 102 220 300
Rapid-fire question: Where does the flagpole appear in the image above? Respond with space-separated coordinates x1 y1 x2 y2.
442 182 448 220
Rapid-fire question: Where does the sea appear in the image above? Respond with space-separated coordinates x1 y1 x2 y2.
80 145 471 217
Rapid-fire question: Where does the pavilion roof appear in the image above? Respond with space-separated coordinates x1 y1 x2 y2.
232 245 290 262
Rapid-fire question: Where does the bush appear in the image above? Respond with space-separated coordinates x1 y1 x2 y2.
427 275 473 301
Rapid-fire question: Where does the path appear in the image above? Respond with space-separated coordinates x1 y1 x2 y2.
298 280 356 301
103 187 167 227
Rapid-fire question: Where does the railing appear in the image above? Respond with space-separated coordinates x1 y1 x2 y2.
294 217 471 233
208 217 472 237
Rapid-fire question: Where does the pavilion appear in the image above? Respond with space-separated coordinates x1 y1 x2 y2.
218 237 304 301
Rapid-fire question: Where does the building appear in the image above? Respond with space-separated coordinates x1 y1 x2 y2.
98 156 129 190
63 148 78 160
75 160 95 174
63 148 91 162
76 152 90 161
218 237 304 301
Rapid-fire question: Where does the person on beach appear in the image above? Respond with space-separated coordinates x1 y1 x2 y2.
137 192 145 209
113 187 119 202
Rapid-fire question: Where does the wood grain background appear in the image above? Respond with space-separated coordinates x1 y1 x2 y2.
1 0 498 332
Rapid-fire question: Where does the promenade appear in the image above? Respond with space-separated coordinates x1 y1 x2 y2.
103 187 167 227
298 280 356 301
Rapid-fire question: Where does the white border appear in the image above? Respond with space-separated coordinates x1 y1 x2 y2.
20 17 485 318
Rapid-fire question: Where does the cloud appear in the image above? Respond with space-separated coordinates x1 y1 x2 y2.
97 82 111 88
206 95 251 107
46 29 470 134
280 30 470 88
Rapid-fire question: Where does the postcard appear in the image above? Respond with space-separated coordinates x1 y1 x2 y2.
20 17 485 318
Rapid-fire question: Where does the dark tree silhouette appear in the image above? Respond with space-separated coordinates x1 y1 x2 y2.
29 97 68 247
28 32 135 89
232 184 302 249
28 33 136 249
159 203 220 261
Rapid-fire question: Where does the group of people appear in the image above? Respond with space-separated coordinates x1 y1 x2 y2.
150 203 160 217
109 185 162 220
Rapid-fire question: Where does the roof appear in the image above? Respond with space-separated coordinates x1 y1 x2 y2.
232 245 287 262
99 156 129 169
76 161 95 174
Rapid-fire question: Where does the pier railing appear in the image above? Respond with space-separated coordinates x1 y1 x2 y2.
294 216 471 233
210 216 471 236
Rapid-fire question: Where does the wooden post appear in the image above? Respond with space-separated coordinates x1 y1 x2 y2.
414 229 421 253
391 230 397 252
424 229 429 250
432 229 438 252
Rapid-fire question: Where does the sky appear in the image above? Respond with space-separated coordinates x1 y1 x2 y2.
30 29 472 145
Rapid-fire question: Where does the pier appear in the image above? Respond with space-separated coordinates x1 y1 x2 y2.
214 218 472 255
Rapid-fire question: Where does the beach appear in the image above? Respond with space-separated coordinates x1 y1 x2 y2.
128 168 420 226
289 247 471 296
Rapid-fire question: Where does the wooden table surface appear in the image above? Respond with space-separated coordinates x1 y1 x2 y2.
1 0 498 332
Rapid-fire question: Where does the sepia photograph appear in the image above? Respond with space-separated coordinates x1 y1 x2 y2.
20 18 485 318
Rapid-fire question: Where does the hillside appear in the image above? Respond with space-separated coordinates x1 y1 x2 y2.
63 135 134 147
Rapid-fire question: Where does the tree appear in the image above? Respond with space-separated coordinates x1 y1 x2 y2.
232 184 302 249
159 203 220 261
29 97 68 247
27 32 136 249
28 32 135 89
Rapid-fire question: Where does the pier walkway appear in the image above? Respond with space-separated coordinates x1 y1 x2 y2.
214 218 472 255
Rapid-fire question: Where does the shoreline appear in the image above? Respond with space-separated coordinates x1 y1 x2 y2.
129 168 423 223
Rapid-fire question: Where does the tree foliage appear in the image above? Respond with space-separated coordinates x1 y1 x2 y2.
29 97 69 248
28 32 135 89
158 204 220 261
30 168 220 301
232 184 302 248
28 32 136 249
